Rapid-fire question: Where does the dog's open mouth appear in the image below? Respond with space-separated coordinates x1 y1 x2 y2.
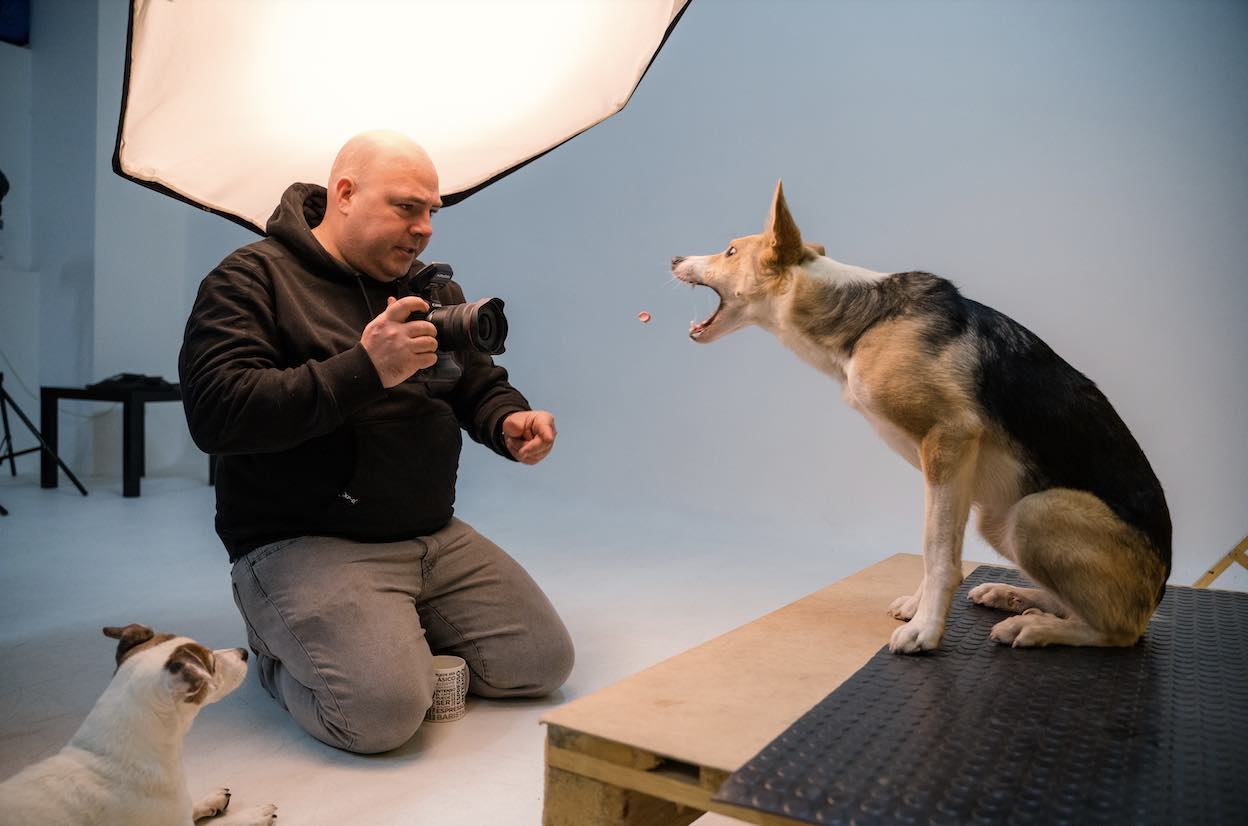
689 286 723 340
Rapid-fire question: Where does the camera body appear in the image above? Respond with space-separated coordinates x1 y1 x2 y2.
399 262 509 389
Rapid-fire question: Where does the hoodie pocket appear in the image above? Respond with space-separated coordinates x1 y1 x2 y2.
332 410 462 532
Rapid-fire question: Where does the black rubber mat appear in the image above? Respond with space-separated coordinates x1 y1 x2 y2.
713 565 1247 824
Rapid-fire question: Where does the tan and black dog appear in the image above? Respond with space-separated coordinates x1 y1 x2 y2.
672 182 1171 653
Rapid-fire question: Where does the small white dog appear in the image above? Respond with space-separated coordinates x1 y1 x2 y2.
0 623 277 825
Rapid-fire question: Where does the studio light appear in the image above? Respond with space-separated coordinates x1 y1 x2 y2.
114 0 690 232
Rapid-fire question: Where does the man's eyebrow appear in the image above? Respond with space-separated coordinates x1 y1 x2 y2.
395 195 443 210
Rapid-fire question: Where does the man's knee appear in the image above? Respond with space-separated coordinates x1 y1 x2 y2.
477 627 575 698
330 674 435 754
536 629 576 694
265 658 434 755
546 635 576 694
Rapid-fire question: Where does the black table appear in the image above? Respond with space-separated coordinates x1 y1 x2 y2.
40 384 183 497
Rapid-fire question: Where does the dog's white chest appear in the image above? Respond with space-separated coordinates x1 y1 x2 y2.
780 332 848 382
854 401 922 468
841 364 922 468
776 332 921 466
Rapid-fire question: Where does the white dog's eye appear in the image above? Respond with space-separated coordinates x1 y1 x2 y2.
725 246 736 257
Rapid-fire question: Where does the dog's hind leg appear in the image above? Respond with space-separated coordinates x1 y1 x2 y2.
890 419 982 653
992 488 1165 648
193 787 231 821
989 609 1114 647
968 583 1067 616
967 503 1070 616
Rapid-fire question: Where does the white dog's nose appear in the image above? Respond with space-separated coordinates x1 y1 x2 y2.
671 256 685 267
235 648 248 662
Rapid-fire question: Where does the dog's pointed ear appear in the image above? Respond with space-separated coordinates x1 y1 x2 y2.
763 180 805 268
165 643 213 704
805 242 826 257
104 624 154 667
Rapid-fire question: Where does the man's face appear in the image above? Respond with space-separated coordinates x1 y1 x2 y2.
338 155 441 282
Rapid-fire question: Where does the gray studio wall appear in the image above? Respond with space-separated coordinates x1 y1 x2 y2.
449 0 1248 585
2 0 1245 586
0 0 256 475
0 21 38 409
0 1 99 466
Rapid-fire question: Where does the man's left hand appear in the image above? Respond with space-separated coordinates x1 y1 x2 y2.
502 410 557 465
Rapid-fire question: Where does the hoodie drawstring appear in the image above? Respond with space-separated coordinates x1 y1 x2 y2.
355 275 375 322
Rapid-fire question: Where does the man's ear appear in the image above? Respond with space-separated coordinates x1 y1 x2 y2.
332 175 356 214
103 624 154 667
762 180 806 268
165 644 213 704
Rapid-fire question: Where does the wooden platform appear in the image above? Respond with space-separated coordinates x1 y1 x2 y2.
541 553 982 825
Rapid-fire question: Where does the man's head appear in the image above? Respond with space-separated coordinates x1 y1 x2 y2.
312 130 441 282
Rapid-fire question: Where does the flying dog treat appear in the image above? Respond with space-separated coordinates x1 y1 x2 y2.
637 311 651 323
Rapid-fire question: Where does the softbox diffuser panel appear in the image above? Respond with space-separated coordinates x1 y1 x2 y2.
115 0 690 233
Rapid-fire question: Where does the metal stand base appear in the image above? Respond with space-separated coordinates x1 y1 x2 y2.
0 372 88 514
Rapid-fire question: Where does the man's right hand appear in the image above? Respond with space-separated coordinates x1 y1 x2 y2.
361 296 439 388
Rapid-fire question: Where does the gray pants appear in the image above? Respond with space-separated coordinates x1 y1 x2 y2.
230 517 574 754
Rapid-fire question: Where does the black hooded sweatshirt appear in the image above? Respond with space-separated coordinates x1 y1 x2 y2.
179 183 530 562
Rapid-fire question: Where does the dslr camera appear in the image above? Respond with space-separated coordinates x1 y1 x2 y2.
399 262 509 388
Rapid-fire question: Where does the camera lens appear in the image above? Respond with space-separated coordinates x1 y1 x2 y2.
428 297 508 355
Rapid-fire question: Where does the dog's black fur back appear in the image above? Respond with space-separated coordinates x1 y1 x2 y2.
861 272 1172 577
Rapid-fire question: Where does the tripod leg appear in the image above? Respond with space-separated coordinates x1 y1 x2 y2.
1 393 16 476
6 389 89 497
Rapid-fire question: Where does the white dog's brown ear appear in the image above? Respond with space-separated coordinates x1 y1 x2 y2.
104 624 155 666
763 180 805 268
805 242 826 257
165 643 214 703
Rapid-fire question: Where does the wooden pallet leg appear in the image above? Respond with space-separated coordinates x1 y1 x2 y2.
1194 535 1248 588
543 764 704 826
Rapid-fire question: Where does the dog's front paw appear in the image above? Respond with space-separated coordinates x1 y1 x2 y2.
216 803 277 825
889 619 942 654
887 593 920 621
193 786 231 820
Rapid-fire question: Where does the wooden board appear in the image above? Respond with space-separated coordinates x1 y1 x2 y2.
542 553 983 774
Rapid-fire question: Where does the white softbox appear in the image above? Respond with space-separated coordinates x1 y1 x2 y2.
114 0 691 233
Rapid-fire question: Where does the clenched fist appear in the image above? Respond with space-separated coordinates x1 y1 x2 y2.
502 410 557 465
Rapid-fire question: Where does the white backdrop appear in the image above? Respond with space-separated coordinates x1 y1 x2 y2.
440 0 1248 586
5 0 1245 588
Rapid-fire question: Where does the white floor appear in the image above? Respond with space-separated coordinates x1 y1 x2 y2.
0 468 894 825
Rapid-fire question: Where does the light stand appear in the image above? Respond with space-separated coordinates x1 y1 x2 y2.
0 372 88 514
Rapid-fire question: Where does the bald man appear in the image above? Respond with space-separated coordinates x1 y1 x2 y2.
179 131 574 753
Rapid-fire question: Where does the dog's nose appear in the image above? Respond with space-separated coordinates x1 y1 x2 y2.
236 647 249 662
671 256 685 267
